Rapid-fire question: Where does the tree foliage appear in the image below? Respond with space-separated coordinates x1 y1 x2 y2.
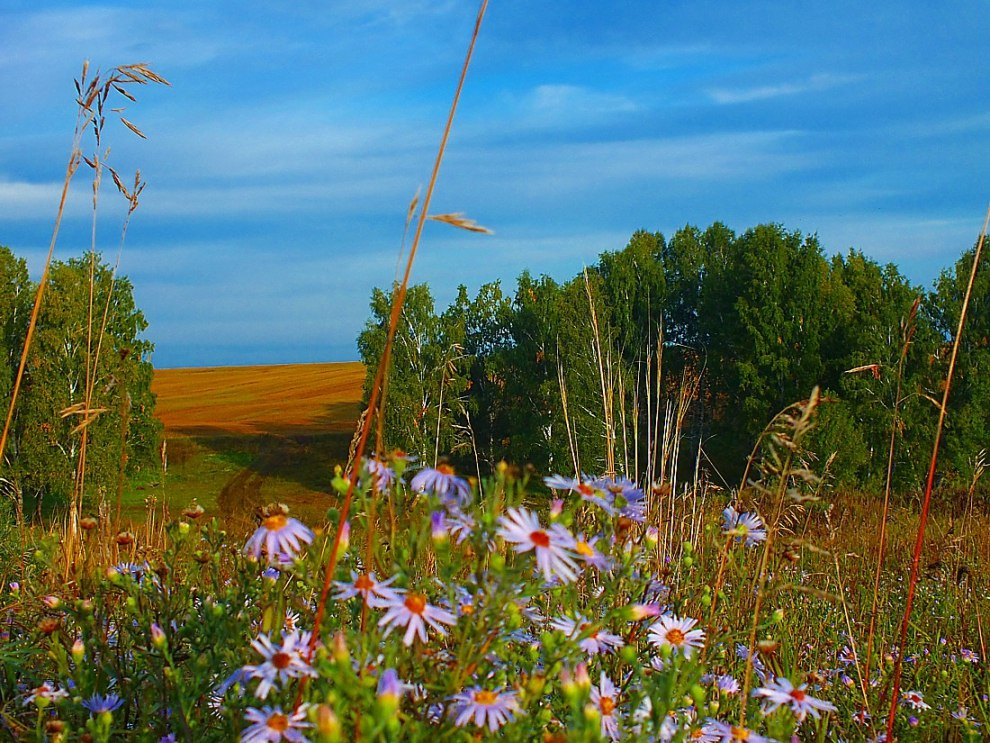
0 246 161 518
359 222 987 496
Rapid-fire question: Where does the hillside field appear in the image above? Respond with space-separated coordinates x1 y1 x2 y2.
142 362 365 529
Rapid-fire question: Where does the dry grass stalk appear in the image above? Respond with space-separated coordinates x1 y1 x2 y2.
300 0 490 707
0 62 167 564
427 212 494 234
863 296 919 688
886 205 990 738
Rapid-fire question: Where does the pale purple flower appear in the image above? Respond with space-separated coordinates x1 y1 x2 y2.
648 614 706 658
753 677 836 722
241 704 312 742
244 513 314 564
451 687 522 731
565 532 612 571
411 465 471 507
243 631 316 699
497 507 581 583
544 474 614 513
364 457 396 492
721 506 767 547
378 591 456 646
702 718 771 742
332 571 402 608
550 615 625 656
589 672 621 741
81 693 124 715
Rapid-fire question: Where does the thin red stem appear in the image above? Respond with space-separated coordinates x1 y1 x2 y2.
886 205 990 738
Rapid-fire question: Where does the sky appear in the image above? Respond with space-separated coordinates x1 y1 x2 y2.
1 1 989 368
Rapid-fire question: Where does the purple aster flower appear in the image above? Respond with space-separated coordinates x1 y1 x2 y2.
451 687 522 731
721 506 767 547
753 677 836 722
244 512 314 564
497 507 581 583
410 464 471 508
81 693 124 715
241 704 311 742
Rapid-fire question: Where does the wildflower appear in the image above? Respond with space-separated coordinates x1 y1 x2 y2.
551 615 625 656
544 474 614 513
952 706 980 727
853 708 871 725
451 687 522 731
901 690 930 711
411 464 471 507
244 511 314 564
736 644 769 684
81 693 124 715
377 668 405 706
431 511 448 543
960 647 980 663
23 681 68 707
243 630 316 699
365 457 396 492
715 675 740 695
753 677 836 722
701 718 770 742
41 595 61 610
648 614 706 658
627 602 662 621
332 571 402 608
721 506 767 547
566 532 611 571
151 622 167 648
241 704 312 742
378 591 456 646
596 476 647 522
497 507 581 583
589 672 621 741
446 510 476 544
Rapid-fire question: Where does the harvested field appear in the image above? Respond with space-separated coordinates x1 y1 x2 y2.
147 362 365 525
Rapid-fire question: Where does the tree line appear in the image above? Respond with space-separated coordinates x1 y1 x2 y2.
0 245 160 522
359 222 990 496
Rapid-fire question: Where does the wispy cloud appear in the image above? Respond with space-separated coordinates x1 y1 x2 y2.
707 73 858 105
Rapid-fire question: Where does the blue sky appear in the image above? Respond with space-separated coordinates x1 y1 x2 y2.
2 1 989 368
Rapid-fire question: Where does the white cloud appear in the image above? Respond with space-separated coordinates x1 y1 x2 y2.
707 73 858 105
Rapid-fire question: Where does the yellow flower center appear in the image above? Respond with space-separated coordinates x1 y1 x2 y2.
473 690 498 705
578 483 594 496
267 713 290 732
666 628 685 645
599 696 616 715
263 514 288 531
437 464 455 476
576 541 594 557
730 727 750 741
271 651 291 670
530 530 551 548
404 593 427 615
354 574 374 591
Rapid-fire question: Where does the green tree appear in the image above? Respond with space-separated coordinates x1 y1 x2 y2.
357 283 468 464
6 252 160 518
928 245 990 490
